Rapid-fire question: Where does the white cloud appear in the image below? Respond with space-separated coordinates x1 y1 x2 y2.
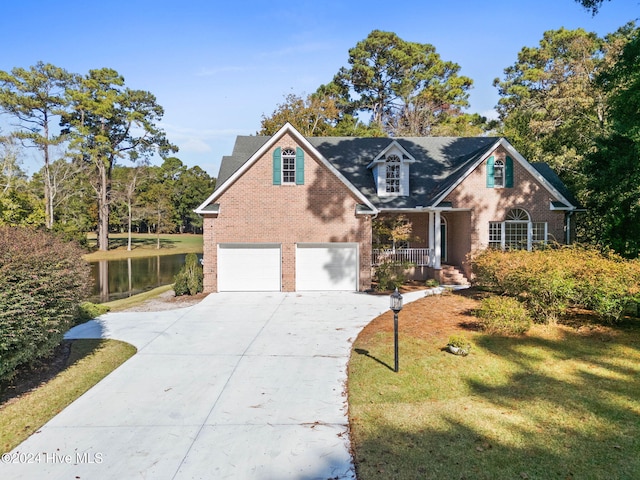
179 137 212 154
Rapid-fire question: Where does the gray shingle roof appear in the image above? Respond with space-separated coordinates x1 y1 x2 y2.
307 137 499 208
212 134 578 210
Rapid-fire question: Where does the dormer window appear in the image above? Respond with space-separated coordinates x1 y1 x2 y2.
385 155 401 193
368 142 415 197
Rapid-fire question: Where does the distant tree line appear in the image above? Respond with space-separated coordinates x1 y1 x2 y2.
0 64 215 249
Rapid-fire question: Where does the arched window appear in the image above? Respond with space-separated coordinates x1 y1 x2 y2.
504 209 530 249
281 148 296 184
489 208 547 250
385 154 401 193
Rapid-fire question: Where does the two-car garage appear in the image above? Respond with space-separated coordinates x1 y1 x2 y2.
217 243 358 292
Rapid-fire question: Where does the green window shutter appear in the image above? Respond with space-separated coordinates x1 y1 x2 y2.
295 147 304 185
505 156 514 188
486 156 495 188
273 147 281 185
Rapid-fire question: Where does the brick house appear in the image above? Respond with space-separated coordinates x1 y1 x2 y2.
195 123 580 292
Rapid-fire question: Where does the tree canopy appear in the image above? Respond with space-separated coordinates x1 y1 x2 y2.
259 30 495 138
583 31 640 257
60 67 177 250
493 24 637 192
0 62 74 228
329 30 483 136
0 63 214 245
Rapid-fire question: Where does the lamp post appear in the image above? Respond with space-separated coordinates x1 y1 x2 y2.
390 287 403 373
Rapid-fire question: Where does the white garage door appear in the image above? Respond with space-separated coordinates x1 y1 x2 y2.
296 243 358 291
218 244 281 291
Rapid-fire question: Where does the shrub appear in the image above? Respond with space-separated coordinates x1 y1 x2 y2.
476 296 532 335
446 334 471 356
174 253 203 296
374 260 412 291
471 246 640 323
75 302 110 324
0 226 91 382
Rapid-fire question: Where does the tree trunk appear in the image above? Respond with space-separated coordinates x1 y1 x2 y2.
156 210 161 249
96 159 110 251
127 200 132 251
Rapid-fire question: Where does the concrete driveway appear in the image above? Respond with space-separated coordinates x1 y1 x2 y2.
2 290 424 480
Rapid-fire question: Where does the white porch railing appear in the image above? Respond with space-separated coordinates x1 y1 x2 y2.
372 248 433 267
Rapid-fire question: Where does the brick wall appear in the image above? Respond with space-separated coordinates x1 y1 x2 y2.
444 145 566 275
202 132 372 292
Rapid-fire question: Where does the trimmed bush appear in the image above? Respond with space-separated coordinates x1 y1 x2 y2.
476 296 532 335
0 226 91 382
174 253 203 296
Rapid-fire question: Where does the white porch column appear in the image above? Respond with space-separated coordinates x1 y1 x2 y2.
428 211 435 266
433 211 441 270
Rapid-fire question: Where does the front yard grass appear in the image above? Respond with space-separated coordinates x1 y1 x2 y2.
0 339 136 454
348 290 640 479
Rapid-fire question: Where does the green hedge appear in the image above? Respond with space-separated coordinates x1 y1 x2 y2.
471 246 640 323
0 226 91 382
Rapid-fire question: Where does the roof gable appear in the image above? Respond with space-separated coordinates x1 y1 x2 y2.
195 123 376 214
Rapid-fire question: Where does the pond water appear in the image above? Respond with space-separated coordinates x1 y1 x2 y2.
89 253 203 303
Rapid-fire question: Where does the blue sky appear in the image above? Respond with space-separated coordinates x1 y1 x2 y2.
0 0 638 177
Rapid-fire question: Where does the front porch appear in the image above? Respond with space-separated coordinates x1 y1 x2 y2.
371 209 472 285
371 248 469 285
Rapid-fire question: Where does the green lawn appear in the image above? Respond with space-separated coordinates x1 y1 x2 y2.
0 339 136 454
84 233 203 261
348 293 640 479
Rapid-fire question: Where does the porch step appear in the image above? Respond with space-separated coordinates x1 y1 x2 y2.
439 265 470 286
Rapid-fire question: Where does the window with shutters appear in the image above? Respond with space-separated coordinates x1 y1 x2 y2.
487 156 514 188
273 146 304 185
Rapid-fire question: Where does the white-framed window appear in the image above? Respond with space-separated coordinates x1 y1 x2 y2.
281 148 296 184
385 154 401 193
494 159 505 187
489 208 547 251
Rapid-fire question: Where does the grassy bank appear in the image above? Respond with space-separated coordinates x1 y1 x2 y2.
84 233 203 261
0 339 136 453
101 284 174 312
348 291 640 479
